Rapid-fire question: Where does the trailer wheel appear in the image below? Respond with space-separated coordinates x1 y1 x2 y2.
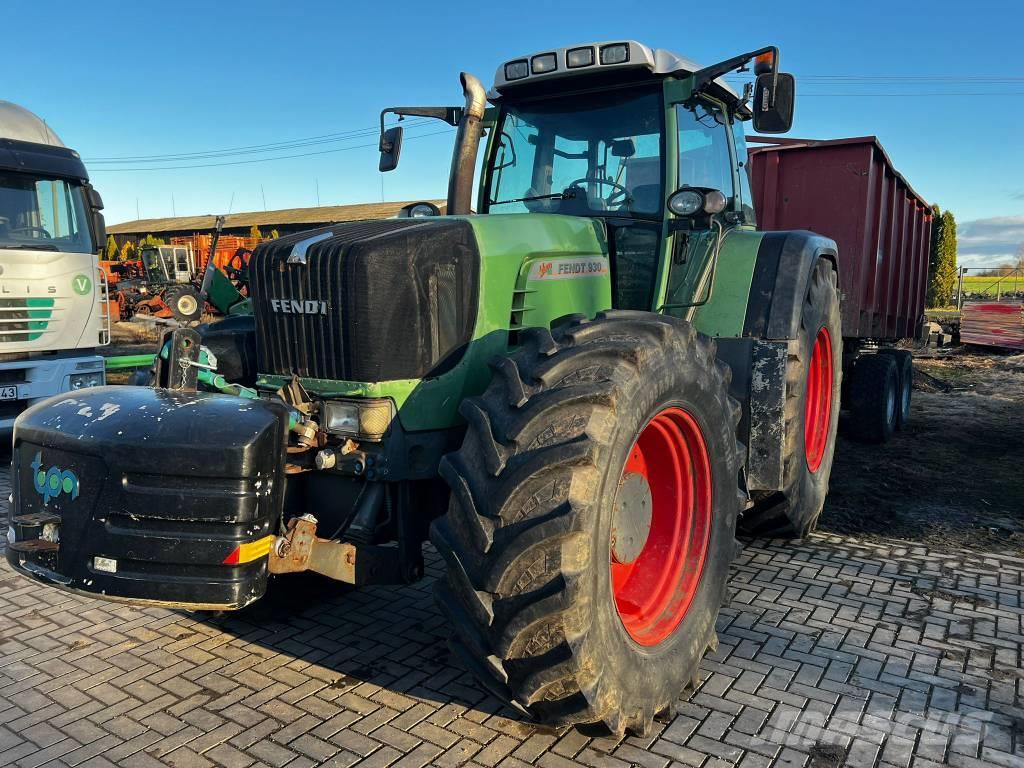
165 286 203 322
742 260 842 538
430 312 743 735
877 349 912 429
848 354 899 442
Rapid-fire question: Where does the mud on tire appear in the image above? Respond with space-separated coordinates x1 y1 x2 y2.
429 311 744 735
741 259 842 539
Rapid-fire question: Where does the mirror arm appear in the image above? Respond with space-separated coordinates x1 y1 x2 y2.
379 106 462 150
688 46 779 100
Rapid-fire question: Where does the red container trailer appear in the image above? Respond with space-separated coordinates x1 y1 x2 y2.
747 136 933 342
747 136 933 442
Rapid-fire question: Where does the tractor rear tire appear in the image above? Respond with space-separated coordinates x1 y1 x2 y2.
847 354 899 443
430 311 744 735
877 349 912 429
165 286 203 322
741 259 842 539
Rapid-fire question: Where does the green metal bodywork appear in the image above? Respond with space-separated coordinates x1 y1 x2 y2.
251 71 769 434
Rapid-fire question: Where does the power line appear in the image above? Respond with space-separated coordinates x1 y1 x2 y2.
88 128 455 172
85 119 432 163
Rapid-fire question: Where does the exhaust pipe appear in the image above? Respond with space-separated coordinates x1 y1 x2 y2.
447 72 486 215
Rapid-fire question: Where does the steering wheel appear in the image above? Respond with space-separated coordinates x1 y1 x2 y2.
10 225 52 239
566 176 631 208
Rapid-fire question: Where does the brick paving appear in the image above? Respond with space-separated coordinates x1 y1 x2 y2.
1 466 1022 768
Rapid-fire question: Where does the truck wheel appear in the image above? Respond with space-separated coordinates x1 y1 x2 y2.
877 349 912 429
848 354 899 443
165 287 203 322
430 312 743 735
742 259 841 539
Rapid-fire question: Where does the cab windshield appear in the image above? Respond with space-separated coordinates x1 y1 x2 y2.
0 173 94 253
486 86 663 219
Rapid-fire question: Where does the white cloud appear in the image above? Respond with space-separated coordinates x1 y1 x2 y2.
956 215 1024 268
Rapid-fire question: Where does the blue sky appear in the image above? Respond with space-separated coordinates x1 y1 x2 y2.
7 0 1022 266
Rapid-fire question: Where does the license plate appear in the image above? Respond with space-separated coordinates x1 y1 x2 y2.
0 386 16 401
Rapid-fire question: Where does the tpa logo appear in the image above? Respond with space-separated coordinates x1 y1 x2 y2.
30 452 79 505
539 262 553 278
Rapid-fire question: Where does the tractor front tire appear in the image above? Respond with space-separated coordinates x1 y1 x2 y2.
166 286 203 322
430 312 743 735
741 259 842 539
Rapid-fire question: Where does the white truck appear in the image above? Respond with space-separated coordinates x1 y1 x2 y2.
0 101 109 441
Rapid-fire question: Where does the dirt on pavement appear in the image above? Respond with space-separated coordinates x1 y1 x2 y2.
821 346 1024 554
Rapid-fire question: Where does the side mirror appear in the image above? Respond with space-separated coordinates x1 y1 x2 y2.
753 72 795 134
92 211 106 252
85 184 104 210
397 201 441 218
379 126 404 172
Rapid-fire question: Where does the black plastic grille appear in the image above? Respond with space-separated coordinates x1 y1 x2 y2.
249 218 479 382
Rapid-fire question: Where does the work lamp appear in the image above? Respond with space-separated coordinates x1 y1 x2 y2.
600 43 629 65
566 47 594 68
504 60 529 80
322 398 394 441
531 53 557 74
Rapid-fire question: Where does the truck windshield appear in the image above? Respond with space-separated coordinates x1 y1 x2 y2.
0 174 94 253
486 87 663 219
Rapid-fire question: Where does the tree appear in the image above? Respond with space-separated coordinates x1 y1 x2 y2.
104 235 119 261
268 229 280 240
926 207 958 308
119 240 136 262
249 224 263 241
138 234 165 248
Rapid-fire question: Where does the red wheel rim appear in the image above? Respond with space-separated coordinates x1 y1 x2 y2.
610 407 713 646
804 327 833 473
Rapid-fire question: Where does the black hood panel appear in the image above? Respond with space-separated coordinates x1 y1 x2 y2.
248 218 479 382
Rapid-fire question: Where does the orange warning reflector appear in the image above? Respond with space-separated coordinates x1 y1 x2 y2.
223 535 274 565
754 51 774 75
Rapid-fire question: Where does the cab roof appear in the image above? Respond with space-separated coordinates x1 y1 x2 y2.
490 41 739 100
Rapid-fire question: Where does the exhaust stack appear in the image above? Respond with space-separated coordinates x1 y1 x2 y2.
446 72 486 215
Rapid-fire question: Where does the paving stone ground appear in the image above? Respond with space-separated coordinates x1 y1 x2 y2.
1 464 1022 768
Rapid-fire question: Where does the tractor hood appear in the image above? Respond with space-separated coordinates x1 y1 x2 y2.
248 218 480 382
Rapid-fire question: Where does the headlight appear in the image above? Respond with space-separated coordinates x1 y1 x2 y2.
668 189 704 216
322 398 395 441
600 43 630 65
504 60 529 81
531 53 557 74
69 372 104 390
566 47 594 69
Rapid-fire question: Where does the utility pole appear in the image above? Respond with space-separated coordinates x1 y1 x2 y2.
228 191 235 215
316 179 321 207
261 185 267 212
171 193 176 217
136 198 140 219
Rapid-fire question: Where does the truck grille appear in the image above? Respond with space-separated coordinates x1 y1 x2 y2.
0 298 59 345
249 218 479 382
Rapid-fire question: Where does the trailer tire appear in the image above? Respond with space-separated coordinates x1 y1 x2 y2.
165 286 203 322
430 312 743 735
742 259 842 539
848 354 899 443
877 349 912 429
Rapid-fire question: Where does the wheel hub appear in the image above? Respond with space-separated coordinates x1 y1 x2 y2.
610 407 712 647
611 472 653 565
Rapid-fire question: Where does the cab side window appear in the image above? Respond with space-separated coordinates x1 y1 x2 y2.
676 101 734 201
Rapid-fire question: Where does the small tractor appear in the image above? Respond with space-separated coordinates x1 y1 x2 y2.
9 42 842 734
128 243 205 321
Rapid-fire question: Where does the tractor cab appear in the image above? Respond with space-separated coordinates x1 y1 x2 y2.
139 244 195 285
379 40 793 313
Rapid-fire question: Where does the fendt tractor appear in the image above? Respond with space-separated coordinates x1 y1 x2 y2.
14 42 892 734
0 101 110 441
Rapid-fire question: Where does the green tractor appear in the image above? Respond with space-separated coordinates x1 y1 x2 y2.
8 42 841 735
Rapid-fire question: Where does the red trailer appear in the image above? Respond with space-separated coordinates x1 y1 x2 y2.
748 136 933 442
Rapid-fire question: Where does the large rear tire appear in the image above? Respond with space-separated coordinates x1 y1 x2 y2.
430 312 743 735
741 259 842 538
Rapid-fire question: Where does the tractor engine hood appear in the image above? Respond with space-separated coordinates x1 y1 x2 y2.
247 218 479 383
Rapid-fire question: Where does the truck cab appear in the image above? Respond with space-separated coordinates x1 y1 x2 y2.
0 101 109 439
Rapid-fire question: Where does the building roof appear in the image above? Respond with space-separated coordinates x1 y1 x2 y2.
108 200 448 235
